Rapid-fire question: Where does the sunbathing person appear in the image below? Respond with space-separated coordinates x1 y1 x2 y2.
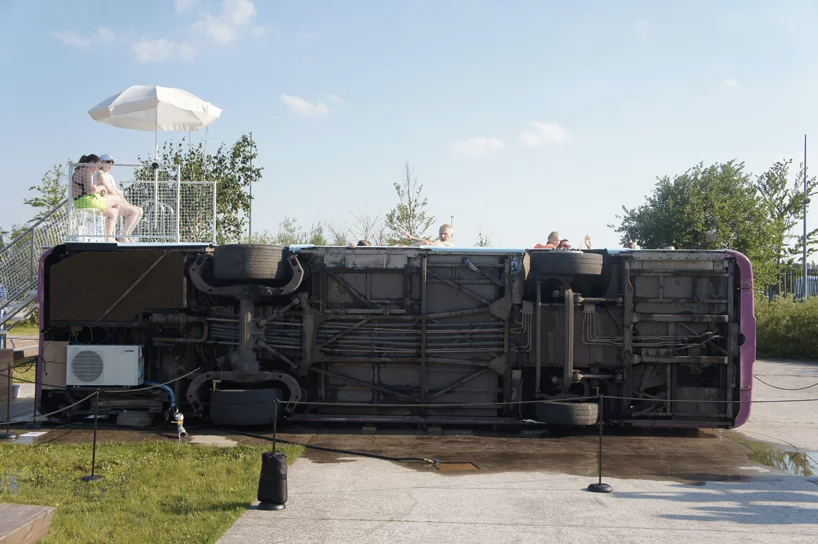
72 154 118 242
535 231 560 249
403 224 455 247
95 154 143 242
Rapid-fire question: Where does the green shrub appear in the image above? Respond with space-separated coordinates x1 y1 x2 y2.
755 295 818 359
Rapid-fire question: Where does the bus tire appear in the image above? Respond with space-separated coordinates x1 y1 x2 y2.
213 245 289 282
528 250 603 277
536 400 599 426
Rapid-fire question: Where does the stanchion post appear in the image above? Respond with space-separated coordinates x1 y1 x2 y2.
587 392 612 493
272 399 278 453
1 362 18 440
25 357 42 430
82 390 103 482
258 398 287 511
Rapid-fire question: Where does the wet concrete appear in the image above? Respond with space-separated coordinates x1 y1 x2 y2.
297 428 765 484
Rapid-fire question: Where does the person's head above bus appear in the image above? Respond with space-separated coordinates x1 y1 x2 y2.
438 224 454 244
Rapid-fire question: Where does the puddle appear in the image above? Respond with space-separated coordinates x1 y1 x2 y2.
435 462 479 471
299 428 764 484
1 473 20 494
725 431 818 477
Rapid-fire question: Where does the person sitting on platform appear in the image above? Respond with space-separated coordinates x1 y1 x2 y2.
72 154 118 242
94 154 143 243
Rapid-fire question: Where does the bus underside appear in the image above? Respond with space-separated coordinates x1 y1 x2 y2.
38 244 752 429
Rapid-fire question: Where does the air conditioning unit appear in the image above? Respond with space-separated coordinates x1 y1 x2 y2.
66 345 144 387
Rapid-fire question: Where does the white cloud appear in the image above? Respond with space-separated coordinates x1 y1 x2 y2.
53 27 115 49
296 31 316 40
449 137 505 158
721 78 740 88
131 39 195 63
281 94 330 116
96 27 115 43
327 94 344 104
192 0 258 44
636 20 648 31
194 13 236 44
175 0 199 12
225 0 256 25
54 31 91 48
519 122 568 147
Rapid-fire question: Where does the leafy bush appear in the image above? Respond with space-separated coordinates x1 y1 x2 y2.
755 295 818 359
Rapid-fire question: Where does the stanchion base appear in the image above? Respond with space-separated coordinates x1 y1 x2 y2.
0 431 18 440
257 502 286 511
81 475 104 483
587 482 613 493
25 420 43 430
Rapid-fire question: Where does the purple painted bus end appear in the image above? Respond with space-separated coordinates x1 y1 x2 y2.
723 249 756 428
36 247 54 413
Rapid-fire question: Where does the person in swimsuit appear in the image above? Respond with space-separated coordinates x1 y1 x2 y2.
95 154 143 242
535 231 560 249
403 224 455 247
72 154 118 242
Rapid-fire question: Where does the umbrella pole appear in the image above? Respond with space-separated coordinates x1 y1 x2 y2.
154 123 159 234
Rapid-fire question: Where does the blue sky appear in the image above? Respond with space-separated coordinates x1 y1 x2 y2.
1 0 817 248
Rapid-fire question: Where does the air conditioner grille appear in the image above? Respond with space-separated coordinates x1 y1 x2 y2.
71 350 104 383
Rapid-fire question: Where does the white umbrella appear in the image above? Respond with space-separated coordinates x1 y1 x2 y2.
88 85 222 238
88 85 222 159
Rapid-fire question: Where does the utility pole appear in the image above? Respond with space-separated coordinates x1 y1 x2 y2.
450 215 454 228
804 134 809 300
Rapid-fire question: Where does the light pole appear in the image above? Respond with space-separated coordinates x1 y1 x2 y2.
249 131 254 241
804 135 809 301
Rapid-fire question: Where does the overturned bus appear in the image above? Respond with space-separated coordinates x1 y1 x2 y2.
37 244 755 429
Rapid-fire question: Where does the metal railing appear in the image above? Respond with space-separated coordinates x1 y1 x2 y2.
0 200 67 332
66 162 216 244
764 266 818 300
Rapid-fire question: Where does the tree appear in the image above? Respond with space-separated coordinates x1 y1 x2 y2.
136 134 262 244
475 230 492 247
384 162 435 245
246 216 326 246
324 212 389 246
755 159 818 265
610 161 779 287
23 164 66 222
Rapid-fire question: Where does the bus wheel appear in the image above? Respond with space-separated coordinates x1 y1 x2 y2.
212 245 290 282
536 400 599 426
528 250 603 276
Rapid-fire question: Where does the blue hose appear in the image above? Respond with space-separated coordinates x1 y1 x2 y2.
144 381 176 412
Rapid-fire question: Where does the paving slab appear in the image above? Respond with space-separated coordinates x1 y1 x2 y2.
0 504 55 544
219 358 818 544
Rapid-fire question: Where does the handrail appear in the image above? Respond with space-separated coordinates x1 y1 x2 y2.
0 198 67 257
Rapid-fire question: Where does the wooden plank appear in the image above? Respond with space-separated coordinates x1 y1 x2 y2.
0 504 55 544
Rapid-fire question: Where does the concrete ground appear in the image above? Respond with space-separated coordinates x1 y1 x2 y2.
218 359 818 544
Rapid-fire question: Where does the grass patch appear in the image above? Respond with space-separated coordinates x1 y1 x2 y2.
12 357 37 384
7 321 39 336
0 441 303 543
756 296 818 359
